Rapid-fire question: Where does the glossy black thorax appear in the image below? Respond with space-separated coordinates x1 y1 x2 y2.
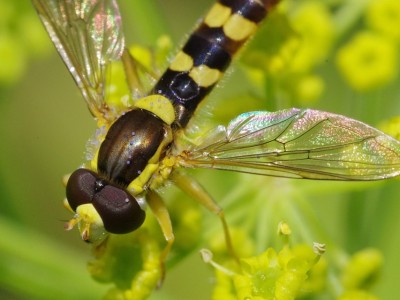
97 108 170 187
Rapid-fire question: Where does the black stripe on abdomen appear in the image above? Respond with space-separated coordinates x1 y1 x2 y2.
151 0 279 128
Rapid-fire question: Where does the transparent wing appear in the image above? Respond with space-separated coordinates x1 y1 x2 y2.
32 0 124 120
180 108 400 180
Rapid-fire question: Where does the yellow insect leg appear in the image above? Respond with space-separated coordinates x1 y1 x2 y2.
121 47 159 95
171 172 239 264
146 190 175 284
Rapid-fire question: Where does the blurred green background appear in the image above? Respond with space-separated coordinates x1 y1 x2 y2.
1 0 400 299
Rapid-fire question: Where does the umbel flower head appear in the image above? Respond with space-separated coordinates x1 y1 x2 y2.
336 31 398 92
201 222 383 300
203 223 328 300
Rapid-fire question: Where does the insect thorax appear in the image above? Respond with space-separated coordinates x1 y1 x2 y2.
95 108 173 195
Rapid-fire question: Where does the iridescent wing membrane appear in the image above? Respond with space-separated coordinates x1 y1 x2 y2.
32 0 124 120
180 108 400 180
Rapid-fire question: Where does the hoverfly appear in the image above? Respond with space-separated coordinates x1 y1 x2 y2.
33 0 400 283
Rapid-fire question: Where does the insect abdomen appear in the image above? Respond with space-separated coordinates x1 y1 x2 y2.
151 0 279 128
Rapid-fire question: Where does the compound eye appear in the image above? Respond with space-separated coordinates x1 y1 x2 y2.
66 169 97 211
92 185 146 234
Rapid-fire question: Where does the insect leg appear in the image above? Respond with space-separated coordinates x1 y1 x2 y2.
121 48 159 97
171 171 239 264
146 190 175 284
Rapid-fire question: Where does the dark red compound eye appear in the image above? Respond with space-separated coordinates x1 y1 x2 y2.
92 183 145 233
66 169 96 211
66 169 146 234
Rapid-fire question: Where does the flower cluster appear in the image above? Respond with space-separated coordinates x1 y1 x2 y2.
208 244 326 300
336 31 397 91
202 224 382 300
336 0 400 92
240 0 400 107
241 1 334 105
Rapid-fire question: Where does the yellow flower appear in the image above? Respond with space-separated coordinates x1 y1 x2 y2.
289 2 335 74
341 248 383 290
208 244 326 300
366 0 400 41
336 31 398 91
89 229 162 300
295 75 325 104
